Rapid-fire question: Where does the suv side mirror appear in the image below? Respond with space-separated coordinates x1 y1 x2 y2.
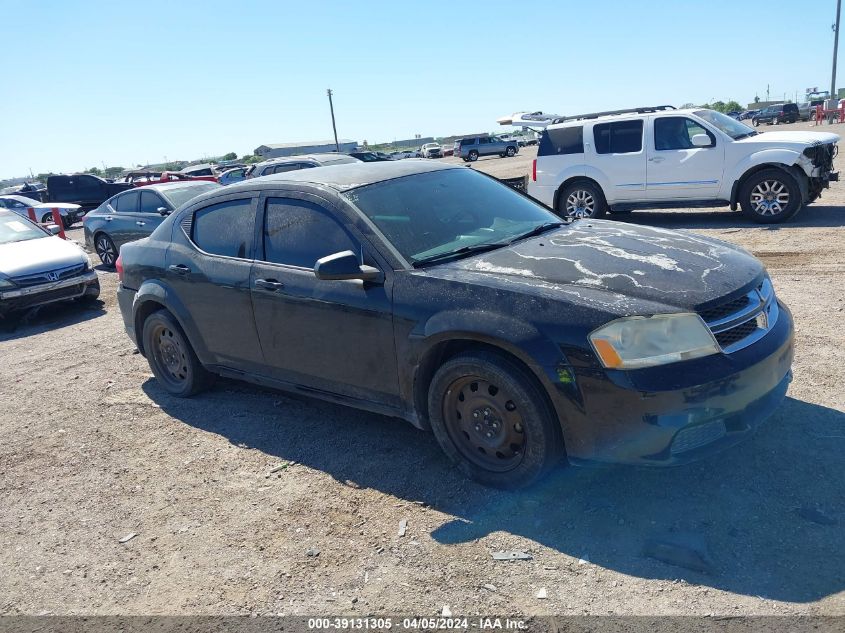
157 206 170 216
314 250 383 283
691 134 712 148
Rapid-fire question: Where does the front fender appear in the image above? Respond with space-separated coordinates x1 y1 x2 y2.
133 279 211 364
725 149 803 195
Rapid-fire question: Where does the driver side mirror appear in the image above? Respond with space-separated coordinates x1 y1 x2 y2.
157 206 171 216
691 134 712 148
314 250 383 283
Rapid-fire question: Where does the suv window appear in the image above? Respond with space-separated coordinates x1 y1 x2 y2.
263 198 357 268
272 163 309 174
783 104 798 113
478 137 490 144
192 199 254 258
654 117 715 150
114 191 139 213
460 138 475 147
139 190 165 213
538 126 584 156
593 120 643 154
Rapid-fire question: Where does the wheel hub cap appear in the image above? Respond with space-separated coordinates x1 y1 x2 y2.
750 180 789 215
565 190 595 218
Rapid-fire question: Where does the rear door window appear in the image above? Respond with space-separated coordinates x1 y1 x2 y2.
114 191 140 213
191 199 255 259
593 120 643 154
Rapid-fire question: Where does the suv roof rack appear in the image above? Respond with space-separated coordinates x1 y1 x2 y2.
552 105 676 124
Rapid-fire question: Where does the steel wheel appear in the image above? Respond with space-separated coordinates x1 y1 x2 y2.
149 323 191 390
750 179 790 216
565 189 596 218
442 375 525 472
95 234 117 267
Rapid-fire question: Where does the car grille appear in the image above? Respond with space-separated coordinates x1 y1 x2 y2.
10 263 87 288
670 420 727 455
698 278 778 353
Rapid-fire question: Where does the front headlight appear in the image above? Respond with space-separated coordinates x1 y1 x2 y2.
589 313 719 369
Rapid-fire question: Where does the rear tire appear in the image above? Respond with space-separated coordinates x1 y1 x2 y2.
468 150 479 162
142 309 212 397
427 351 564 489
505 146 516 157
94 233 118 268
557 181 607 219
739 168 802 224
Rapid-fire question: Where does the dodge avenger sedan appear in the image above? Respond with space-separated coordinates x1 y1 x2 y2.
116 162 793 488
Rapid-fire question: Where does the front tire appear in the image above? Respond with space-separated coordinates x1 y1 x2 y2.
142 310 212 397
427 351 564 489
739 168 802 224
557 181 607 219
753 118 760 127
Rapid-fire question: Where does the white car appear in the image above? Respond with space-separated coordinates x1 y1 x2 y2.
0 210 99 316
420 143 443 158
528 106 839 223
0 195 85 228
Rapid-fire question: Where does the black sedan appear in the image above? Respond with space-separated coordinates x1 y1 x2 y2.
116 162 794 488
83 180 221 267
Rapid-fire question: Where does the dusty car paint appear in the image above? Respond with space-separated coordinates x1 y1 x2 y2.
116 162 794 468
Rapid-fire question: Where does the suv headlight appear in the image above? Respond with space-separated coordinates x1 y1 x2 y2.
589 313 719 369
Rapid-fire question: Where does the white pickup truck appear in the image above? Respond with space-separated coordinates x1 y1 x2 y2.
517 106 839 223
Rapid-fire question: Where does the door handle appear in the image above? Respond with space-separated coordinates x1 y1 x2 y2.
255 278 284 291
648 156 666 163
104 215 113 221
135 221 146 226
168 264 191 275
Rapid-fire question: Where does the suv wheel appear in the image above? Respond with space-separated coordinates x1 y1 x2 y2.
142 309 212 397
505 146 516 157
739 168 802 224
468 150 479 162
753 118 760 127
558 181 607 219
94 233 118 268
427 351 563 488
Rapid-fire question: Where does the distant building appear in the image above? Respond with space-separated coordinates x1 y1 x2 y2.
255 139 358 159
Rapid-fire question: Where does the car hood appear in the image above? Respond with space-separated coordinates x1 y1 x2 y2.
34 202 81 210
436 220 763 313
737 130 840 148
0 236 88 278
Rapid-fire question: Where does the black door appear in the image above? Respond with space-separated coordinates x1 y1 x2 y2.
249 193 399 406
165 194 264 370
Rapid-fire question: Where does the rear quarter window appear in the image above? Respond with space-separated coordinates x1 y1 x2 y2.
538 126 584 157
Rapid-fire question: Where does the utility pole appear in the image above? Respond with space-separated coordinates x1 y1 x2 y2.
832 0 842 99
327 89 340 152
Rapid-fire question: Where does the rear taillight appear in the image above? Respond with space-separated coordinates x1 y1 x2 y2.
532 159 537 182
115 255 124 282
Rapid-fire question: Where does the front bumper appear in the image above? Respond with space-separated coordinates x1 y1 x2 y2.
0 271 99 313
550 302 795 466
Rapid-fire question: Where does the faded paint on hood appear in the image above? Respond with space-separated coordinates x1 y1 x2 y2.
0 235 88 277
438 220 763 311
737 130 840 147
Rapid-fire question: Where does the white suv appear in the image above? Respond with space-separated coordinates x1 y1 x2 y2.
528 106 839 223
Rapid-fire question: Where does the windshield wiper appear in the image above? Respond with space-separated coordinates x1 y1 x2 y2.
505 221 565 243
734 131 758 140
412 242 508 267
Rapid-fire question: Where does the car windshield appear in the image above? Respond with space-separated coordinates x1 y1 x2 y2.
694 109 756 139
343 168 560 265
161 183 221 208
0 213 47 245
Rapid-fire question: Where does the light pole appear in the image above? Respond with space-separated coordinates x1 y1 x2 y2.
832 0 842 99
327 89 340 152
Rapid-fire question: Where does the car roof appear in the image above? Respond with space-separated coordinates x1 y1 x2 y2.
229 160 460 193
129 181 219 193
546 107 709 130
0 194 37 204
256 153 361 166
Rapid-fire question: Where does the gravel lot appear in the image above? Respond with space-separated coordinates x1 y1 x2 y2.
1 120 843 617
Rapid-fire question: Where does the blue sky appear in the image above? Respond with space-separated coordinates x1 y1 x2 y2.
1 0 840 178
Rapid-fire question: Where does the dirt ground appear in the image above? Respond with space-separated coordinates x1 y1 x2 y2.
1 120 843 617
